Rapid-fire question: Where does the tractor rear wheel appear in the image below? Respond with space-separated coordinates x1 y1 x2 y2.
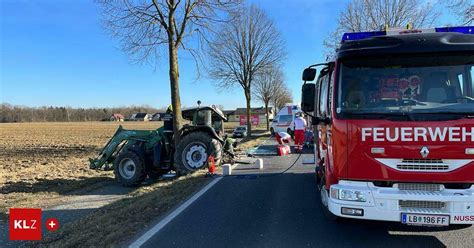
174 131 222 176
114 151 146 187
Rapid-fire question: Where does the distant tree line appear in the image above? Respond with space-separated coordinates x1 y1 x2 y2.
0 103 164 123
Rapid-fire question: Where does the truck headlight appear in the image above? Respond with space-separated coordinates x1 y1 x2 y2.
331 188 367 202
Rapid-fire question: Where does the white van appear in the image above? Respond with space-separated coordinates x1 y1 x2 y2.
270 104 301 136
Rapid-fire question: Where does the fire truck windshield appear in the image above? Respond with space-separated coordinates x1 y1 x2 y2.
337 54 474 120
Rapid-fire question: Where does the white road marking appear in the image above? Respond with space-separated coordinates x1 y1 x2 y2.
128 176 223 248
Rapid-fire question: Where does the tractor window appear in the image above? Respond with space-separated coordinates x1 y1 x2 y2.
213 120 223 135
195 110 212 126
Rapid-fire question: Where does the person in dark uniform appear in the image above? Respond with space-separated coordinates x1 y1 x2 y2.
163 105 174 133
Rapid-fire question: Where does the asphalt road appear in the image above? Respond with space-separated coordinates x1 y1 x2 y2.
139 142 474 248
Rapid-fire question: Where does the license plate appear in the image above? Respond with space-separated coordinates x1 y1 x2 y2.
401 213 449 226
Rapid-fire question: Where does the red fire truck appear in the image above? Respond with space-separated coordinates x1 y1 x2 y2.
301 26 474 226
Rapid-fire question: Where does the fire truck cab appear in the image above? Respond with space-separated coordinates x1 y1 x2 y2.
301 26 474 226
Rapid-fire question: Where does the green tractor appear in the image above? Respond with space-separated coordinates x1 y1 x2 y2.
89 105 235 186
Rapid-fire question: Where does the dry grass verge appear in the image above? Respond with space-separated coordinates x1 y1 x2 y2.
30 172 210 248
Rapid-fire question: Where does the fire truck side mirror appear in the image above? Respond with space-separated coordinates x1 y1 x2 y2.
301 83 315 112
302 68 317 81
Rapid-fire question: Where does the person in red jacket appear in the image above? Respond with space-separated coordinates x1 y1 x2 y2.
292 113 307 152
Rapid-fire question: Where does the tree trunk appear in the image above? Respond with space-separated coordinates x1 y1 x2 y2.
168 31 183 147
245 89 252 137
264 101 269 131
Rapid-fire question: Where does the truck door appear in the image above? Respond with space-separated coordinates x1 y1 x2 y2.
317 70 334 185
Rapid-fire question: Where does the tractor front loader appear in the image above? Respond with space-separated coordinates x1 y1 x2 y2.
89 125 172 186
90 105 235 186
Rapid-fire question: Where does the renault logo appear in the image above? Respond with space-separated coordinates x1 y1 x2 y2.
420 146 429 158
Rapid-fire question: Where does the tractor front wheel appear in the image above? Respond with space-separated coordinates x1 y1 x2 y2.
174 131 222 176
114 151 147 187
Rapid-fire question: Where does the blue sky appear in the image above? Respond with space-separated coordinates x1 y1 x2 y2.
0 0 459 109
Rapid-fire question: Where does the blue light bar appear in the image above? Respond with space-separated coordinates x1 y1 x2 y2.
435 26 474 34
341 31 386 43
341 26 474 43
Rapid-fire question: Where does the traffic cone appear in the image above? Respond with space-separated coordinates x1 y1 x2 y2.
208 155 216 174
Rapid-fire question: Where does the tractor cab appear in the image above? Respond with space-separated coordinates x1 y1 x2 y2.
182 105 227 137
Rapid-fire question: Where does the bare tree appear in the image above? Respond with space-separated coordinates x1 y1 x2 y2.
253 66 284 131
97 0 240 145
324 0 440 57
272 84 293 111
445 0 473 25
208 5 285 136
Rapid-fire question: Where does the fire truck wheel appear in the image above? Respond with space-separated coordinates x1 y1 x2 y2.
174 131 222 176
114 151 147 187
319 178 339 221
